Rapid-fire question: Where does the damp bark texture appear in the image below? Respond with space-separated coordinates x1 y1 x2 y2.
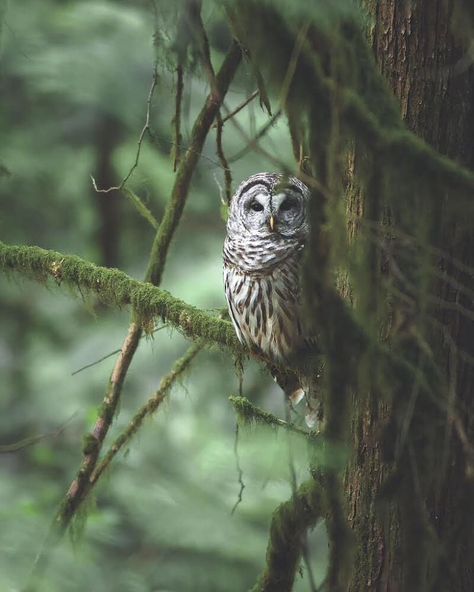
347 2 474 591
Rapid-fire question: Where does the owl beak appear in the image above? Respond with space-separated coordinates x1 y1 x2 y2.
268 215 276 232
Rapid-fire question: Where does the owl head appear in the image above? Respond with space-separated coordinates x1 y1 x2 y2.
226 172 309 240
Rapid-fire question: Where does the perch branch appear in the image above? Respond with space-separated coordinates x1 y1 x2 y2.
229 395 316 439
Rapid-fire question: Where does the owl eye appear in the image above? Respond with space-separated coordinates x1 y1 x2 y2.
250 200 264 212
279 197 298 212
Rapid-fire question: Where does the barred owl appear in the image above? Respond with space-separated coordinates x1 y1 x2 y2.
223 172 312 403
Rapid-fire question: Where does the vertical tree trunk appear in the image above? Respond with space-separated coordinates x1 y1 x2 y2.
347 1 474 590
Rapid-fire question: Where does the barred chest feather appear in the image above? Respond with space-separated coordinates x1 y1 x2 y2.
223 237 305 363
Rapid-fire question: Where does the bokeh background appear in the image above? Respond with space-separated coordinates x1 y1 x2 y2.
0 2 327 590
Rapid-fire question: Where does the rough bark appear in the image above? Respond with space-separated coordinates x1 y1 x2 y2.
347 2 474 590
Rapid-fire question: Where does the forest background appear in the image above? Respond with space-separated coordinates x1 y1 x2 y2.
1 2 325 590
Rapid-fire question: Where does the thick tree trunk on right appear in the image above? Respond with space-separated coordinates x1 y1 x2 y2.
347 2 474 590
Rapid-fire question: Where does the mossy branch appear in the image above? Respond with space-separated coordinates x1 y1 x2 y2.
250 477 325 592
0 241 240 352
229 395 315 439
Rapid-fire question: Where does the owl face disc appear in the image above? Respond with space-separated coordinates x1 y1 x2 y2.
226 172 309 242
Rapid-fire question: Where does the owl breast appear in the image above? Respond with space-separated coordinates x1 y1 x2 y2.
223 239 305 363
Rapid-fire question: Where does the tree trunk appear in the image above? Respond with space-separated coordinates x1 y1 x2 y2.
347 1 474 590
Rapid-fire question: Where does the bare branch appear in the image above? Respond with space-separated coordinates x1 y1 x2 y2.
0 414 76 454
172 64 184 171
230 422 245 515
215 111 232 204
215 89 259 126
91 67 158 194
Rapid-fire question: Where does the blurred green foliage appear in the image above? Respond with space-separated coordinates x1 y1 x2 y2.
0 1 326 590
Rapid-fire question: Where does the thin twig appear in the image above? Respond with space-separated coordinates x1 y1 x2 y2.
216 111 232 204
225 107 331 200
227 109 282 163
190 3 232 204
148 128 225 170
0 414 77 454
172 64 184 172
230 422 246 515
91 67 158 193
71 325 167 376
145 41 242 286
71 348 122 377
214 89 260 126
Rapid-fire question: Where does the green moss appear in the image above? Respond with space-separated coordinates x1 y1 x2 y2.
0 241 241 353
82 434 99 456
251 477 325 592
229 395 316 439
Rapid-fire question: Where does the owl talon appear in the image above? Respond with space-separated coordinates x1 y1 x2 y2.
289 387 305 406
305 408 319 430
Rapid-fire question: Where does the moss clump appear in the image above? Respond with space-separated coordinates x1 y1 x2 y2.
82 433 99 456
